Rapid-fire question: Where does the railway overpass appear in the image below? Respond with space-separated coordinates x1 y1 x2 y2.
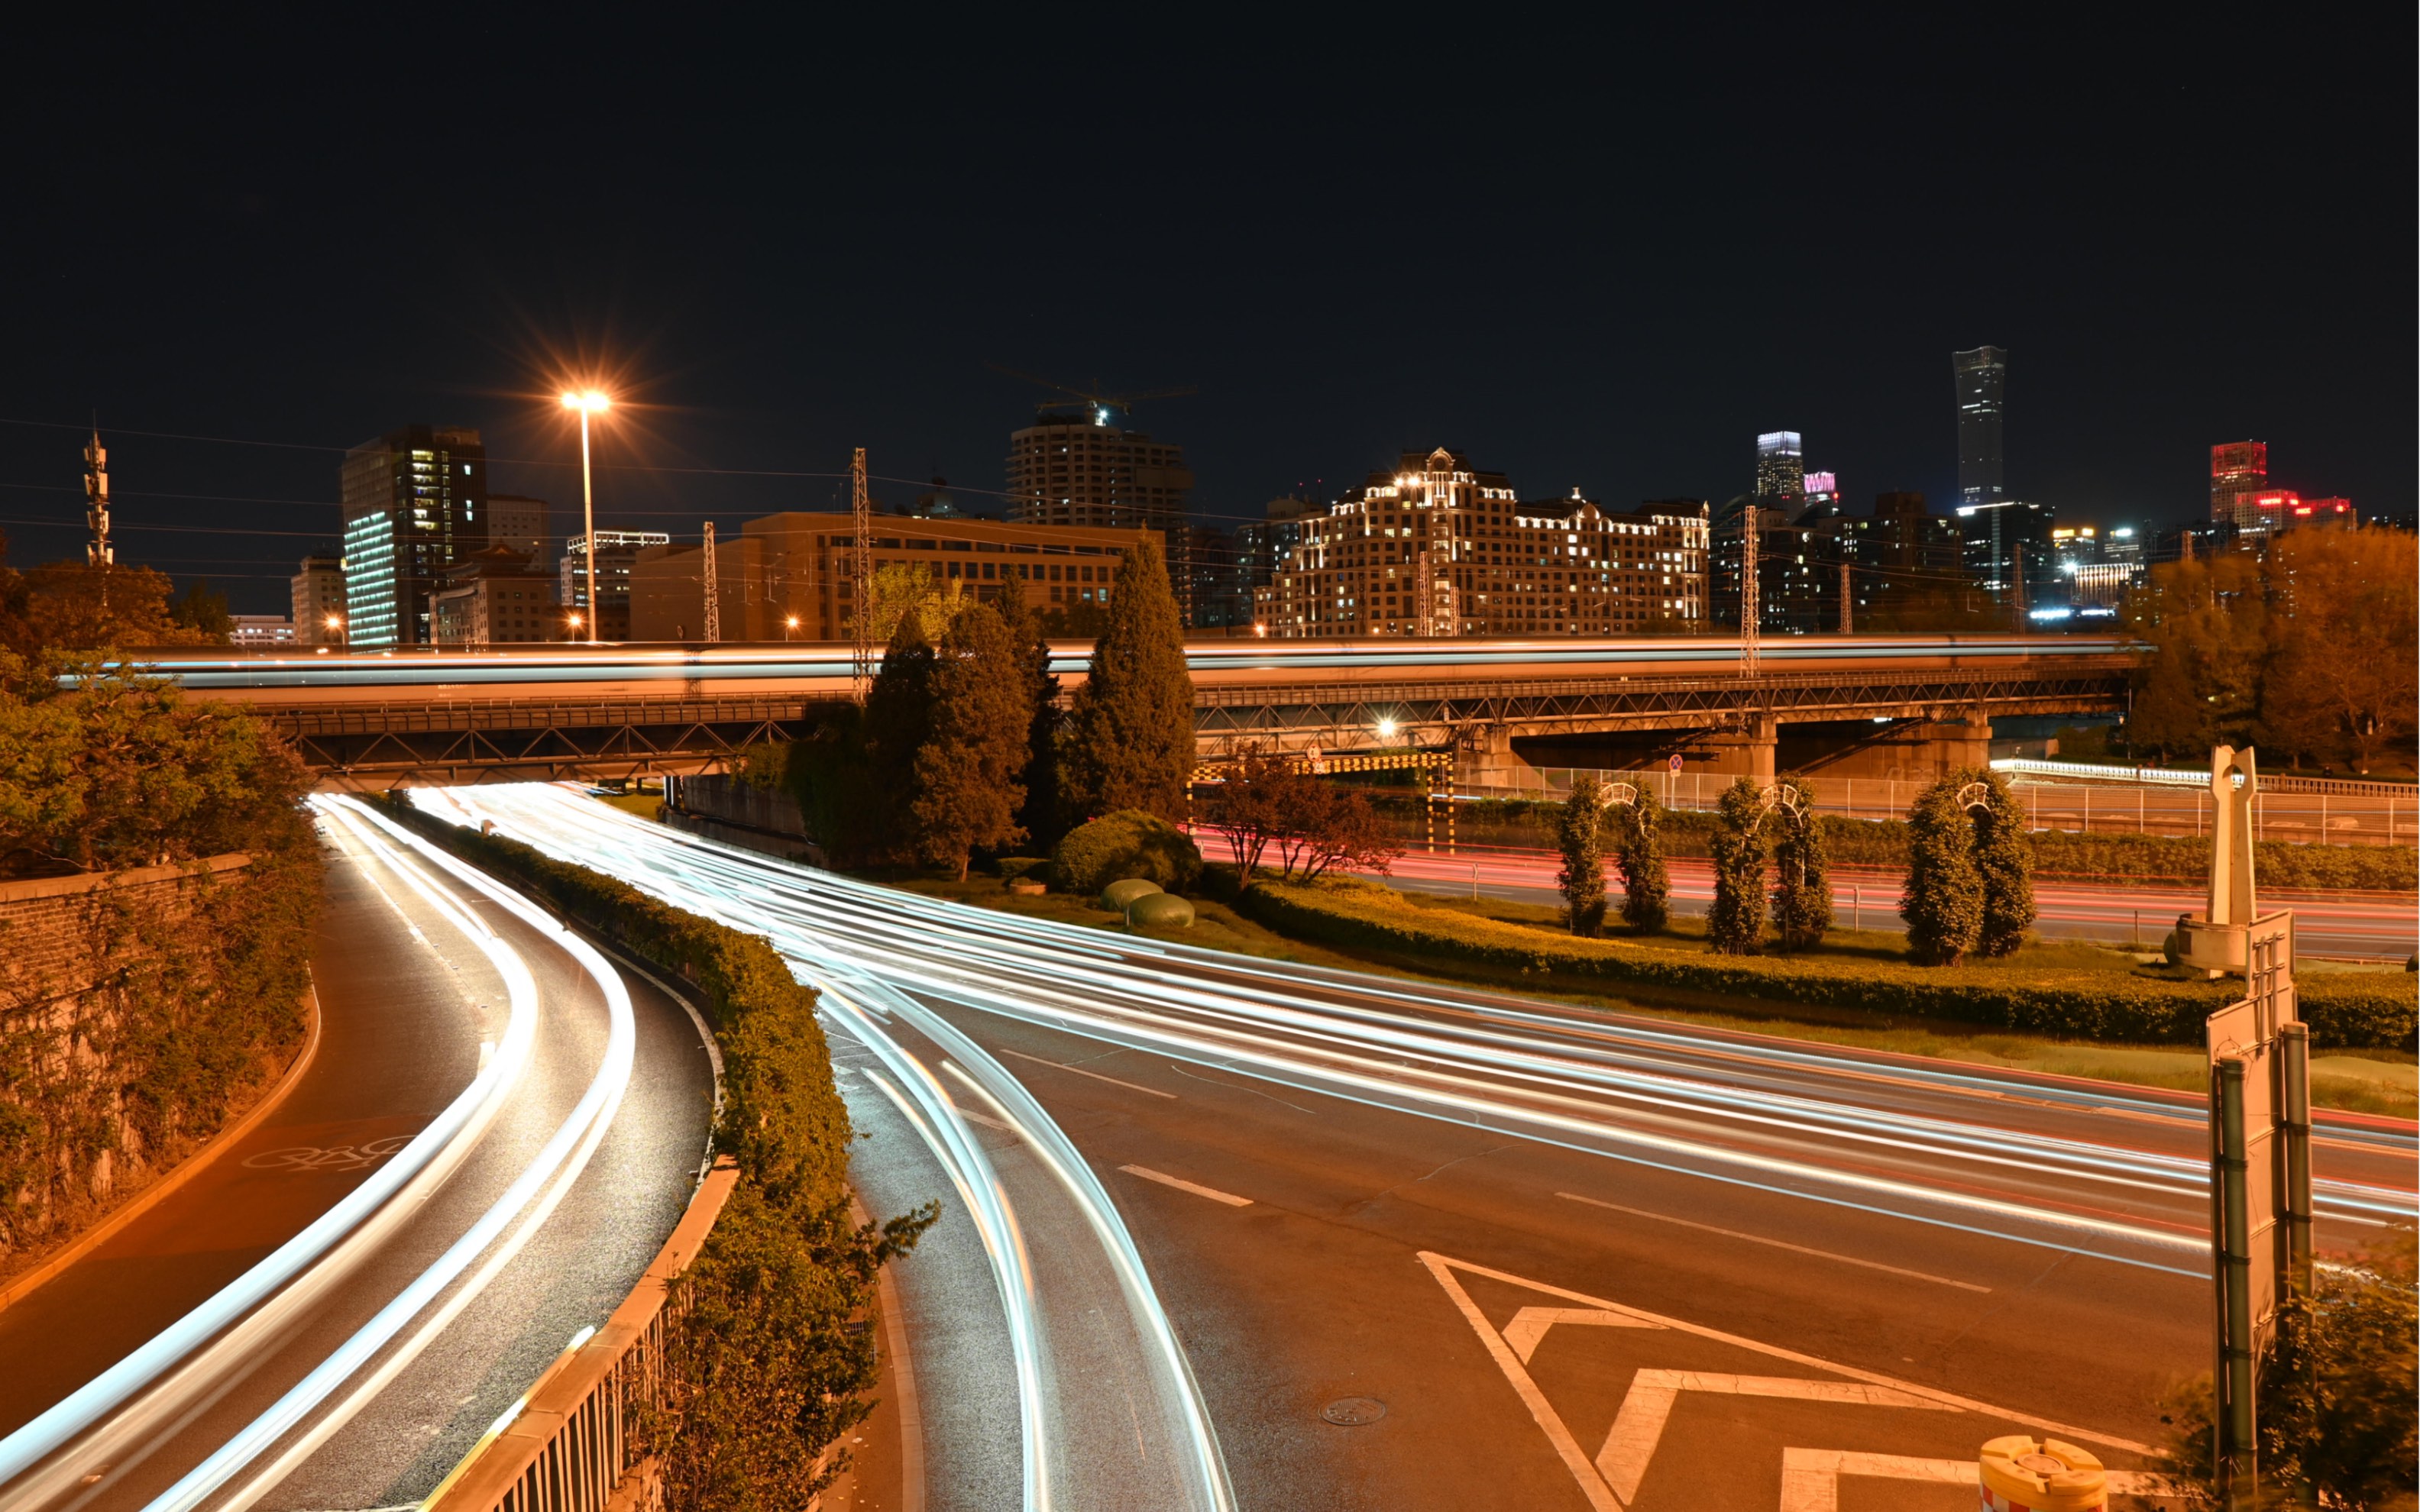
144 635 2134 790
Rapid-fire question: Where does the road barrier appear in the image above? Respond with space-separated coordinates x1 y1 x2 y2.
423 1157 739 1512
1451 766 2413 847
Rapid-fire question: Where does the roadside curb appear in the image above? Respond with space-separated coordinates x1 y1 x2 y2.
0 973 326 1314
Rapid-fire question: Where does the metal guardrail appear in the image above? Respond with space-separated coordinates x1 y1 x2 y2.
423 1157 739 1512
1991 758 2415 800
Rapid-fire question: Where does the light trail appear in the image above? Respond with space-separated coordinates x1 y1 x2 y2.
443 785 2415 1282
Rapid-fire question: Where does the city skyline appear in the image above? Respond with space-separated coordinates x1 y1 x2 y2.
0 15 2404 613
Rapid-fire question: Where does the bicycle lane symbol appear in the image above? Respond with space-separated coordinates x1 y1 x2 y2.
242 1135 414 1175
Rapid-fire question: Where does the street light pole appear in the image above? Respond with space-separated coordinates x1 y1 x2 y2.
561 389 611 645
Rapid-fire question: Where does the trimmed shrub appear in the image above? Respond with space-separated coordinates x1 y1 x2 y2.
1555 776 1609 938
1234 879 2417 1050
1771 775 1832 952
1903 777 1985 965
1707 778 1768 955
1053 809 1202 897
1611 785 1671 933
1126 893 1196 929
1101 877 1163 912
1973 769 2037 958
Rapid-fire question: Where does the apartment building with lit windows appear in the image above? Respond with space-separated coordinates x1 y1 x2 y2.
1005 409 1196 618
1251 448 1709 638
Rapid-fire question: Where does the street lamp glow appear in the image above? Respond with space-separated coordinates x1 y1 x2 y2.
558 387 613 644
1377 716 1398 740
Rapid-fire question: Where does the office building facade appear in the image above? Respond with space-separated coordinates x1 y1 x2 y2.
742 513 1152 641
339 425 490 648
230 615 294 648
1753 431 1806 502
629 535 775 642
1953 346 2007 510
292 553 347 646
1252 449 1707 638
1956 497 2053 607
487 494 549 561
1005 411 1196 619
432 548 564 645
558 530 669 641
1835 491 1966 623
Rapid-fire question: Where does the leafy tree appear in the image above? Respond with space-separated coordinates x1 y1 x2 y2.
0 653 311 875
1972 767 2036 957
1199 745 1402 884
1039 598 1111 638
1060 537 1194 822
2125 551 2269 762
0 537 219 659
1706 777 1768 955
997 589 1063 852
1610 783 1671 933
910 604 1030 880
850 562 965 648
169 580 234 641
1768 775 1831 951
1555 775 1608 937
2257 528 2418 773
2156 1226 2416 1511
1901 774 1985 965
859 615 938 864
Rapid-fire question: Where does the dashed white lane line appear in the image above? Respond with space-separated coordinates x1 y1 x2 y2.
1555 1191 1993 1293
1119 1165 1253 1207
998 1047 1178 1099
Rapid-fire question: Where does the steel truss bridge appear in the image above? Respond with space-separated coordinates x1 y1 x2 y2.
148 637 2134 788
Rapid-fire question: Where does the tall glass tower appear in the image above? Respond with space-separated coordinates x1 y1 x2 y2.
1952 346 2007 510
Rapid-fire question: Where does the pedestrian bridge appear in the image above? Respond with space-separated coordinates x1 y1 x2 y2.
144 635 2133 790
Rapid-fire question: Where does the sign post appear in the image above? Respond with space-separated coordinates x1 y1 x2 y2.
2205 910 2310 1508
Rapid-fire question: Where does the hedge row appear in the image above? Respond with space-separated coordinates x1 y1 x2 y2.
1236 877 2417 1051
382 798 929 1505
1370 792 2417 890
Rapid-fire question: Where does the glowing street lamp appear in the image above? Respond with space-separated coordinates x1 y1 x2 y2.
559 389 612 644
785 614 801 642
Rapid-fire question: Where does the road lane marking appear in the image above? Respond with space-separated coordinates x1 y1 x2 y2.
1777 1449 2173 1511
997 1046 1178 1099
1597 1371 1952 1503
1555 1191 1992 1293
1503 1306 1655 1364
1118 1165 1252 1207
956 1106 1014 1132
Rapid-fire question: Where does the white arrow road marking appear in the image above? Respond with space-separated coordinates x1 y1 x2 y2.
1503 1307 1656 1366
1420 1250 2157 1511
1597 1373 1951 1504
1776 1449 2179 1512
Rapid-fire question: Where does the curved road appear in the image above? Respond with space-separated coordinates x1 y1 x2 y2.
0 800 713 1512
451 783 2415 1511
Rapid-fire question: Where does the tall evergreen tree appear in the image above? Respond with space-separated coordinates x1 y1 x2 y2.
861 614 938 862
996 588 1063 852
1901 774 1985 965
1972 767 2036 958
1555 775 1609 937
1612 784 1671 933
911 603 1030 880
1060 537 1195 822
1707 777 1768 955
1769 774 1832 952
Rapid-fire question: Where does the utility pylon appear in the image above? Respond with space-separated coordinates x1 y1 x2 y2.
84 428 112 569
1838 559 1852 634
850 447 874 698
701 521 721 645
1738 502 1760 677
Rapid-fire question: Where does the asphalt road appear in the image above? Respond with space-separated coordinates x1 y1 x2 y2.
455 784 2417 1512
1376 842 2420 960
0 800 713 1512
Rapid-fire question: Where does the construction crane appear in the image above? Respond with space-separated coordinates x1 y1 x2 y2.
986 363 1196 426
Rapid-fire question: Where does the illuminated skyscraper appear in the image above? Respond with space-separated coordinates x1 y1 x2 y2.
339 425 490 648
2209 441 2270 525
1753 431 1804 499
1952 346 2007 510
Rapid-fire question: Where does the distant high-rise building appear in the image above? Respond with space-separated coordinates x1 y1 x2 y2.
559 530 669 641
1236 496 1320 608
1005 408 1195 618
1835 491 1965 622
1953 346 2007 511
487 493 549 561
1754 431 1805 499
432 548 562 645
340 426 490 648
1956 497 2053 606
292 552 346 645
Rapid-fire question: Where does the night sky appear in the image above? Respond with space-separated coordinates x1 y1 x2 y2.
4 14 2407 612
